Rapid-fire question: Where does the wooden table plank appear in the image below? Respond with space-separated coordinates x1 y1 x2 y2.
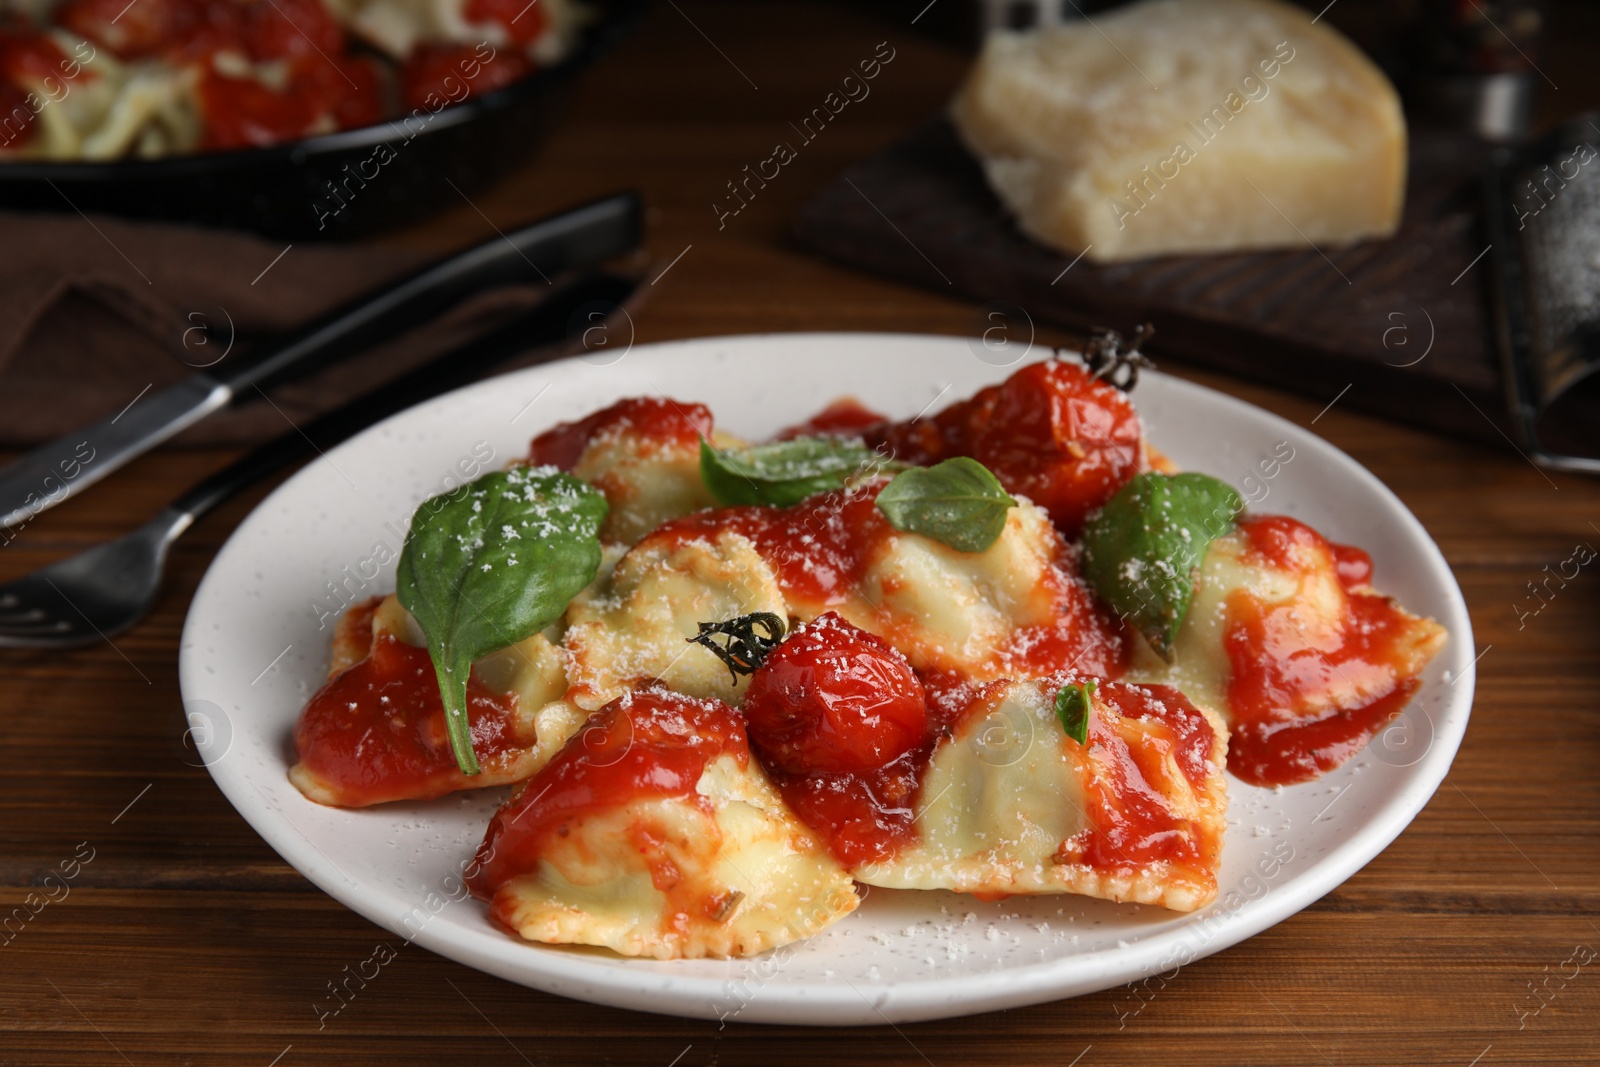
3 2 1599 1063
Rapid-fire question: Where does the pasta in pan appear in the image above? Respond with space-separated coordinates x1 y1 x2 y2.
0 0 585 157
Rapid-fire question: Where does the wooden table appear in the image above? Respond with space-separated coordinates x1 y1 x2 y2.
4 3 1599 1064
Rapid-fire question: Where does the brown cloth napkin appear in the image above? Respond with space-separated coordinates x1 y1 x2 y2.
0 211 555 446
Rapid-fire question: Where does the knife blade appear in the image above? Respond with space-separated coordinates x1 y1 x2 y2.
0 376 232 532
0 190 641 530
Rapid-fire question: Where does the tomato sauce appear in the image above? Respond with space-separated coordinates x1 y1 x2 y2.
198 55 381 149
0 76 33 146
54 0 383 149
773 681 1009 868
0 29 71 149
1223 515 1428 786
527 397 714 471
763 750 930 867
467 689 749 917
292 630 525 807
651 481 885 607
861 359 1145 537
773 398 890 441
1059 682 1218 876
649 481 1127 680
60 0 339 61
742 614 935 867
763 651 1218 873
1332 543 1374 588
0 28 71 83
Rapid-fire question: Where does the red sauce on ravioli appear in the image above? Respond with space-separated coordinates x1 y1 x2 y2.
1060 682 1218 875
648 481 1126 680
527 396 713 471
467 689 749 919
774 398 890 441
1223 515 1429 787
292 629 524 807
743 614 935 867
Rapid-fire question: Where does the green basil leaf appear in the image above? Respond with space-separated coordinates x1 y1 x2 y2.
874 456 1017 553
700 435 887 507
1054 679 1097 746
396 467 607 775
1080 472 1244 661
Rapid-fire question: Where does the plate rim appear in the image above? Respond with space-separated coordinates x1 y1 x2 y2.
179 330 1476 1025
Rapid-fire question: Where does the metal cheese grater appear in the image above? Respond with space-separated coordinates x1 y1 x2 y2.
1486 111 1600 472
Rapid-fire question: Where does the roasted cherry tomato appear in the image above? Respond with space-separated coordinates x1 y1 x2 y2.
867 360 1144 537
743 612 928 776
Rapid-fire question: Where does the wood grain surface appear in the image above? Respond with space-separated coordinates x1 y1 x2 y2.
2 3 1599 1065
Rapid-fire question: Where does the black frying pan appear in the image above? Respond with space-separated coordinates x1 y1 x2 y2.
0 0 647 241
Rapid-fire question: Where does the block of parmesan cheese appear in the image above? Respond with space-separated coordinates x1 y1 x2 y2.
950 0 1406 263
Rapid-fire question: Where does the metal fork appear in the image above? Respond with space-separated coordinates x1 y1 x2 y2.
0 271 637 648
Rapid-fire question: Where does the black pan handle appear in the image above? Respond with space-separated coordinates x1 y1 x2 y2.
173 271 637 522
207 191 641 397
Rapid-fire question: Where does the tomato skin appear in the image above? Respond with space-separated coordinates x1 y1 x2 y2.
867 360 1144 537
743 613 928 776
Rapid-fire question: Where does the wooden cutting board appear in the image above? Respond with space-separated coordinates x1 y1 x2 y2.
794 118 1519 449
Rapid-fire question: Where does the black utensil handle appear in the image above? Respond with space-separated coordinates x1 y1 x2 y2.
208 191 641 397
173 272 636 522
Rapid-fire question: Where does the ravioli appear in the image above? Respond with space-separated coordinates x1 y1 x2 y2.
645 481 1126 683
467 688 860 959
852 678 1227 912
286 358 1453 960
526 397 731 546
850 497 1118 679
289 595 586 807
562 530 788 711
1128 514 1446 785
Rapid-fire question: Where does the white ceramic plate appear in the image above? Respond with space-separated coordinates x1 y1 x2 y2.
179 332 1475 1025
